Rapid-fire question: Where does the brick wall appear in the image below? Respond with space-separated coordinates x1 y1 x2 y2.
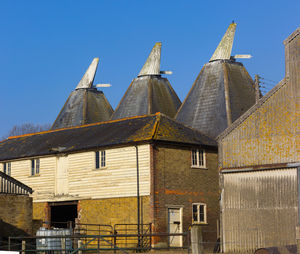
79 196 150 226
0 194 32 236
151 143 219 247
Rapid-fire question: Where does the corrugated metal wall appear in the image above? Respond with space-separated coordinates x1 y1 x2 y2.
220 81 299 168
222 168 298 253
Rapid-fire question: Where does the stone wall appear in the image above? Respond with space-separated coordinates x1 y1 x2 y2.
0 194 32 236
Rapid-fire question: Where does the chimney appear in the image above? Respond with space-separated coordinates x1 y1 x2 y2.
283 28 300 81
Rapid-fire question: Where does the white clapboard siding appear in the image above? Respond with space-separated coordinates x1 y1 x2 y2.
8 157 56 200
68 144 150 199
3 144 150 202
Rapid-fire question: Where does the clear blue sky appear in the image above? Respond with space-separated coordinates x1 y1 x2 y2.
0 0 299 138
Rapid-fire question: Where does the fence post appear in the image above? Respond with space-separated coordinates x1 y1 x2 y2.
78 240 83 254
97 236 100 254
22 240 26 254
149 223 152 250
114 230 117 254
61 238 66 254
296 226 300 254
191 225 204 254
8 237 11 251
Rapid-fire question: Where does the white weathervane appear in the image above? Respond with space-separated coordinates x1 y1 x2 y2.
233 54 252 59
96 84 112 88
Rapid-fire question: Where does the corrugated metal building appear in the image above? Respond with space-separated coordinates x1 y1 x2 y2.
218 27 300 252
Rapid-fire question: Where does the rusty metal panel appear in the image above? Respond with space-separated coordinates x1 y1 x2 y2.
219 28 300 169
222 168 298 253
220 81 299 168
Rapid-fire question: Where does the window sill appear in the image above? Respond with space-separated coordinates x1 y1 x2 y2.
28 174 40 177
192 222 208 225
191 166 208 170
93 167 107 171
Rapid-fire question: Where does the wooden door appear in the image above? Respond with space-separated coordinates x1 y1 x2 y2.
168 208 182 247
55 156 69 195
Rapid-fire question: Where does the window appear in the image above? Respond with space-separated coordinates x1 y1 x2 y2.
3 162 11 176
95 150 106 169
31 159 40 176
191 149 206 168
192 203 207 224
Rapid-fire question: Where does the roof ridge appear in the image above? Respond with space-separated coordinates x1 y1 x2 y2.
7 113 160 141
151 112 161 139
158 113 216 141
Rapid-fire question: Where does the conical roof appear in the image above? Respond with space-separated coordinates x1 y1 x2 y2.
176 23 256 139
111 43 181 120
51 58 113 130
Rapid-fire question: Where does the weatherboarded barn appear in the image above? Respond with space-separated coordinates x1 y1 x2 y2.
0 113 219 247
218 27 300 252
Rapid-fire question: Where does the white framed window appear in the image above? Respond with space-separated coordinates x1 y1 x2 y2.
3 162 11 176
192 203 207 224
31 158 40 176
191 149 206 168
95 150 106 169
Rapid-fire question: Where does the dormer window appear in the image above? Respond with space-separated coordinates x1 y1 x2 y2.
191 149 206 168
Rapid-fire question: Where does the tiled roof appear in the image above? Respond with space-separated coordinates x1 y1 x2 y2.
112 76 181 120
176 60 256 139
0 113 216 161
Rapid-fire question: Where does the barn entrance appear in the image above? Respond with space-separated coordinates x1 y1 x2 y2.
50 201 78 228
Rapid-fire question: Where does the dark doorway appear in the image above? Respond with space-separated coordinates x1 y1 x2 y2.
50 201 78 228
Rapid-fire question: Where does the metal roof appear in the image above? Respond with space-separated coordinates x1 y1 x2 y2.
176 60 256 139
0 113 216 161
51 58 114 129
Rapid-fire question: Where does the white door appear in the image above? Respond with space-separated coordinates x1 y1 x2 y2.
168 208 182 247
55 156 69 195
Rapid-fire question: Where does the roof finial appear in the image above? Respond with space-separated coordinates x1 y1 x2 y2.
138 42 161 77
76 58 99 89
209 23 237 62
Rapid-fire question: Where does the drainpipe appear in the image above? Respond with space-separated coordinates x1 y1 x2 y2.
135 145 141 250
297 167 300 254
